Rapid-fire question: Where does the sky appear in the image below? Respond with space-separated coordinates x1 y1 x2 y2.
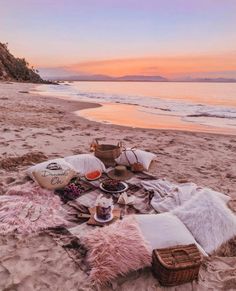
1 0 236 78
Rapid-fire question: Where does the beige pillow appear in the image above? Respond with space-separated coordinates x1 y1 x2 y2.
115 149 156 171
64 154 106 174
32 161 76 190
136 213 207 257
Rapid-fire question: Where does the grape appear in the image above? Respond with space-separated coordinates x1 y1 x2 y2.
57 183 82 203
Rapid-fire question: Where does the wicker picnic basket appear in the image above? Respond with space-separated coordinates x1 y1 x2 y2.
92 139 122 167
152 244 202 287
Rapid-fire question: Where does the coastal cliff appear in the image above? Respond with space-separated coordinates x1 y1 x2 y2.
0 43 45 83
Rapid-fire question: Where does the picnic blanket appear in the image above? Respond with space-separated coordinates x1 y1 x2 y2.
141 179 231 213
0 173 235 290
0 182 67 234
63 172 156 224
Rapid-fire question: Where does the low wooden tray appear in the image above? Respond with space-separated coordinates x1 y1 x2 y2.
87 207 121 227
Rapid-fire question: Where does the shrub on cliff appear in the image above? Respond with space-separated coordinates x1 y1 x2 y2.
0 42 47 83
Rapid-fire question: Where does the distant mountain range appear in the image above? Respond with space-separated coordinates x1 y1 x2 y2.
46 74 236 83
1 43 235 84
48 74 168 82
174 77 236 83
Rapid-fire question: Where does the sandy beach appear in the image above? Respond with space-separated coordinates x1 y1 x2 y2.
1 82 236 195
0 81 236 290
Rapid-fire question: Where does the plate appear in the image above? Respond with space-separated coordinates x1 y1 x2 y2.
99 181 128 194
94 213 114 223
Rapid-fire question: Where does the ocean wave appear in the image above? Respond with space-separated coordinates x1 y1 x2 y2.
43 83 236 120
187 113 236 119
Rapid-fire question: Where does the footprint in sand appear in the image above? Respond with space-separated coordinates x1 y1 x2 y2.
195 167 209 175
226 173 236 180
0 142 9 146
72 149 84 155
19 91 29 94
23 143 33 149
5 176 16 184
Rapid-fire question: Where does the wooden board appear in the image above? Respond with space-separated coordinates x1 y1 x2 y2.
87 207 121 227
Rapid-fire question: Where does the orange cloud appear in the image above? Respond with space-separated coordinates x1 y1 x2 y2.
66 53 236 77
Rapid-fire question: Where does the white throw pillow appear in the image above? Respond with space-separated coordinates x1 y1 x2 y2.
64 154 106 175
115 149 156 171
135 213 207 256
31 161 76 190
173 191 236 254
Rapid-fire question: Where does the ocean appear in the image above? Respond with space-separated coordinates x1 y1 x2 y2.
36 81 236 135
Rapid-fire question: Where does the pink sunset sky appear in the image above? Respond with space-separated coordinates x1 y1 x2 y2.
1 0 236 78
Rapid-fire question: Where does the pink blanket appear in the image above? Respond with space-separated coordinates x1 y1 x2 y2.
0 182 67 234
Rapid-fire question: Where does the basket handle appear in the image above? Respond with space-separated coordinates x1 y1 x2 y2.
90 139 98 152
94 139 122 147
117 141 123 148
171 249 196 265
124 148 139 166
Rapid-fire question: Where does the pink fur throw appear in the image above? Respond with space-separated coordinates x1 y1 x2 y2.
81 215 152 286
0 182 67 234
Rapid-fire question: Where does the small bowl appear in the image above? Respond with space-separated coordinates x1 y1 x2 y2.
85 170 102 181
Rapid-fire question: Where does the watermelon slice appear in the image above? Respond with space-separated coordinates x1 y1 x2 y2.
85 170 102 181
